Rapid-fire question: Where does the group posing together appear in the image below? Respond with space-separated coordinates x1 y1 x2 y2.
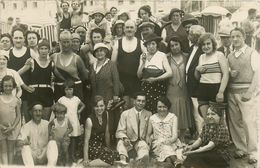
0 2 259 168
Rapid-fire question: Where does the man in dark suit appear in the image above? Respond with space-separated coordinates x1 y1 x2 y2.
217 27 233 57
186 25 205 136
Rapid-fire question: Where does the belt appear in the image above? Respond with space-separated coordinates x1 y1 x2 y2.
55 81 82 86
29 84 52 88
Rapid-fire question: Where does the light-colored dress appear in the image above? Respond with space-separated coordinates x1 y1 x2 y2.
58 96 81 137
166 54 193 129
0 96 21 140
150 113 182 162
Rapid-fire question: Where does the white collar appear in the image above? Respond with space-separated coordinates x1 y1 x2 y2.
234 45 247 58
93 58 109 72
134 107 143 115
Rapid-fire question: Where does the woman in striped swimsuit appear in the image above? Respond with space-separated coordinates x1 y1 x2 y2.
194 33 229 120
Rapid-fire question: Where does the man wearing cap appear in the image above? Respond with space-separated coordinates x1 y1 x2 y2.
227 27 260 164
161 8 190 53
139 21 167 53
88 8 112 41
217 28 233 57
111 20 146 109
181 13 199 34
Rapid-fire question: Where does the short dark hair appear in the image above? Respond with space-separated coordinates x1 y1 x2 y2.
226 13 232 17
8 17 14 21
60 1 69 7
63 80 75 89
0 33 13 45
248 8 256 15
157 96 171 109
198 33 217 52
1 75 17 91
90 28 105 45
230 27 246 37
110 7 117 12
167 35 183 52
138 5 152 18
29 101 44 110
25 31 41 46
93 95 105 107
133 91 146 99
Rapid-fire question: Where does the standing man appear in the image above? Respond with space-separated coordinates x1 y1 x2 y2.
217 27 233 57
111 20 146 109
228 27 260 164
55 0 71 34
71 0 84 29
116 92 151 165
186 25 205 135
242 8 257 46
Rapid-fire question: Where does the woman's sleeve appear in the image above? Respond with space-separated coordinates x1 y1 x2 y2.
110 62 120 96
213 126 230 146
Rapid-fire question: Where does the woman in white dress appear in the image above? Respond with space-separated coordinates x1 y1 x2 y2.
146 96 183 167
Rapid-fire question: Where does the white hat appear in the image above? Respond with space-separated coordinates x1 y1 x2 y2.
93 43 109 52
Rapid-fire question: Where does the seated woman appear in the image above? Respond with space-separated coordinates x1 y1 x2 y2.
146 96 183 167
83 96 120 167
183 102 231 168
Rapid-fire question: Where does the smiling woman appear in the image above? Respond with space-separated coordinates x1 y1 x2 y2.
194 33 229 120
83 95 120 167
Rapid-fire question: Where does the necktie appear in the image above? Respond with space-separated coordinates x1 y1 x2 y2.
137 112 140 140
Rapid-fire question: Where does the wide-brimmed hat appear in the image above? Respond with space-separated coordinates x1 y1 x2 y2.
181 13 199 26
93 43 109 53
0 50 9 60
143 33 163 46
91 7 105 17
169 8 184 20
218 27 231 37
138 21 155 29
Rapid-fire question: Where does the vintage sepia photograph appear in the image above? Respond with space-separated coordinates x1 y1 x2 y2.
0 0 260 167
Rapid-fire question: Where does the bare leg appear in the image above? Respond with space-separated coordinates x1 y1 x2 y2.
0 139 8 164
62 141 70 166
7 140 15 164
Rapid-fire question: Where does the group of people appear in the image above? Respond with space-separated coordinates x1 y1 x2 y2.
0 1 259 168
